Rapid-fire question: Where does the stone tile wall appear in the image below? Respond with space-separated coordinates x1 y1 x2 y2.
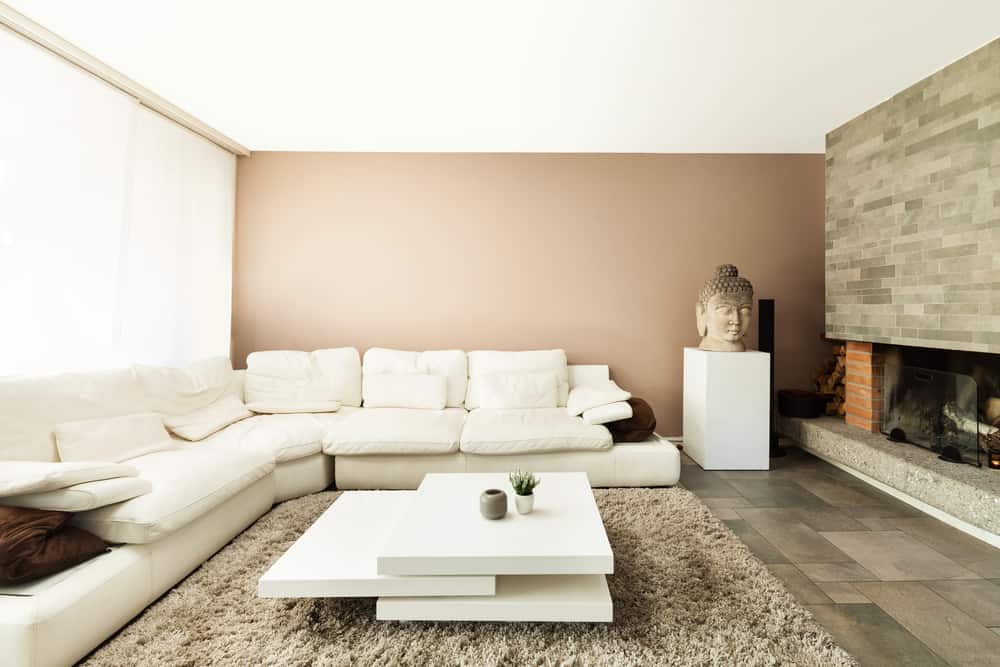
825 38 1000 353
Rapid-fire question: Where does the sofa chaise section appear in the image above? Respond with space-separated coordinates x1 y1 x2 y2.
73 444 275 544
0 357 339 667
0 473 275 667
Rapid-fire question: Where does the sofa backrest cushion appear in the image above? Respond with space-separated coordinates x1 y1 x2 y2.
362 373 447 410
0 368 149 462
465 350 569 409
477 371 560 409
362 348 467 408
0 357 245 462
567 364 611 389
133 356 237 417
246 400 340 414
245 348 362 408
582 401 633 425
163 394 254 441
566 380 632 416
55 412 174 463
231 369 246 401
135 356 249 441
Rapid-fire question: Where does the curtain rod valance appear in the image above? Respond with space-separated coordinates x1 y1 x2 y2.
0 2 250 156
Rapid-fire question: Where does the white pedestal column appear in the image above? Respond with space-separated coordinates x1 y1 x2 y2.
682 347 770 470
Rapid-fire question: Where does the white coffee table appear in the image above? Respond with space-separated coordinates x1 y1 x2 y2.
258 472 613 622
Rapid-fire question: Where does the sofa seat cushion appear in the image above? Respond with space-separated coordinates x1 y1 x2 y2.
72 446 275 544
310 406 362 429
460 408 613 455
240 414 327 463
321 407 466 455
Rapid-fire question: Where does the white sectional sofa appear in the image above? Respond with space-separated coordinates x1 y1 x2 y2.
0 348 679 667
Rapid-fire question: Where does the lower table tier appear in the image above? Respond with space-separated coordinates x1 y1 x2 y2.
376 574 612 623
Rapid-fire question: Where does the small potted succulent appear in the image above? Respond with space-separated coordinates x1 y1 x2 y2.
509 469 541 515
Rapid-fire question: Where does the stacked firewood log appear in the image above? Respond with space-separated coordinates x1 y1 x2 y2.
815 342 846 416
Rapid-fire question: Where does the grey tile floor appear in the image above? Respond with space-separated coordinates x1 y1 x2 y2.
679 445 1000 667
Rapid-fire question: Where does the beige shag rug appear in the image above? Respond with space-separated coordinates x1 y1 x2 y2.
83 488 854 666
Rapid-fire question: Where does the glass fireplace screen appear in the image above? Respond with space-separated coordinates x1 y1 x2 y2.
882 363 982 466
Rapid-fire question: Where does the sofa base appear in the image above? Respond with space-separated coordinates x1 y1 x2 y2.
334 437 681 490
0 543 151 667
274 452 335 501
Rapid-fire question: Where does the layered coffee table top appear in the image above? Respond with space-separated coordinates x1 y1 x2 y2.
258 491 495 598
377 472 614 576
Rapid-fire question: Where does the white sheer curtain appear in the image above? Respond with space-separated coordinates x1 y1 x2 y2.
118 107 235 365
0 26 134 376
0 27 235 377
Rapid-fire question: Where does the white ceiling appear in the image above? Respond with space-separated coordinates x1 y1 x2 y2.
8 1 1000 153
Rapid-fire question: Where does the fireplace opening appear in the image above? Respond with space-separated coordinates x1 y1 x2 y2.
880 346 1000 467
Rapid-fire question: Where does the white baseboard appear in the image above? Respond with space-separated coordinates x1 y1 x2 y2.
800 444 1000 549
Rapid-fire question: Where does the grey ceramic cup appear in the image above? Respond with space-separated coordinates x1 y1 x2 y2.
479 488 507 520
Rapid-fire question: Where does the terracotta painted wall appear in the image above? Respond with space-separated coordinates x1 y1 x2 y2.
233 153 826 434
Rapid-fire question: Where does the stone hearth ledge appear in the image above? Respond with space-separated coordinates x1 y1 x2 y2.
778 416 1000 537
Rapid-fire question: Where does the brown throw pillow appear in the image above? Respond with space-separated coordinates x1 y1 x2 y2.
606 397 657 442
0 506 109 585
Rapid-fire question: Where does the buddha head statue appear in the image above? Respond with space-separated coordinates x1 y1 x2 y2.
695 264 754 352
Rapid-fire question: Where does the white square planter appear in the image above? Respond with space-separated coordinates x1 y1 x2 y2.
682 347 770 470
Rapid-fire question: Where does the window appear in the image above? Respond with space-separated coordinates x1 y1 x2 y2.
0 26 235 376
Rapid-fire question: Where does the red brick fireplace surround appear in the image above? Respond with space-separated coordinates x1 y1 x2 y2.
844 341 883 433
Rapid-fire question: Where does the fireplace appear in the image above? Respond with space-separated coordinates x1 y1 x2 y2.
789 38 1000 533
842 341 1000 466
822 37 1000 472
